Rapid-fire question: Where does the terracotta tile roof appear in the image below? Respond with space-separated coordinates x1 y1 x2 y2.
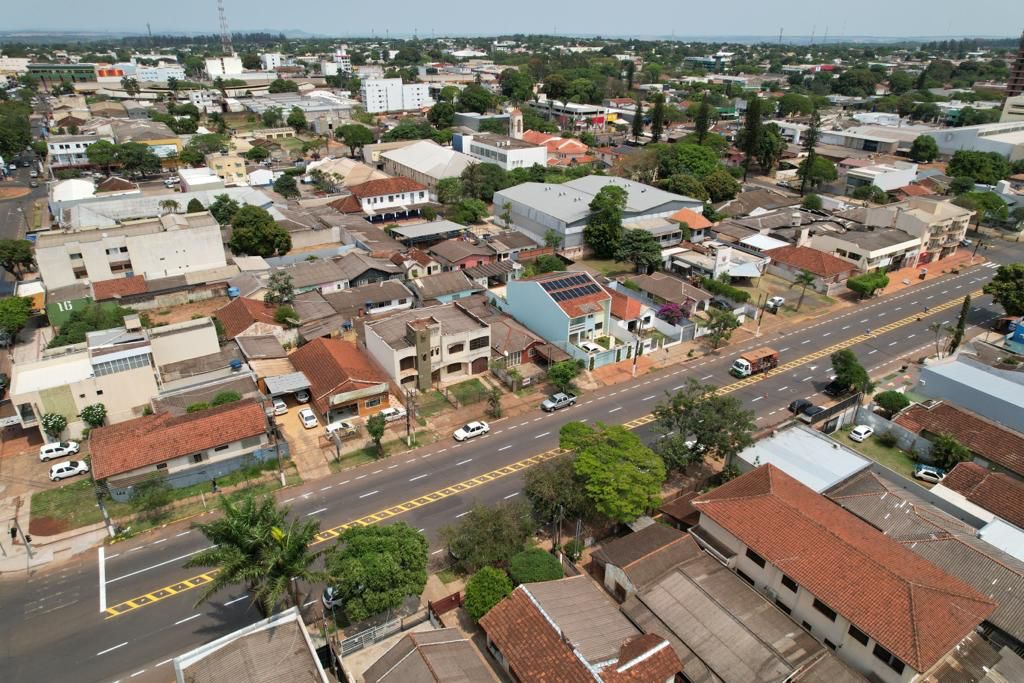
766 245 857 278
288 338 390 416
604 286 645 321
95 176 136 193
693 465 996 672
941 462 1024 529
600 635 682 682
90 400 267 480
328 194 363 214
894 402 1024 476
898 184 933 197
669 208 712 229
348 177 427 198
92 275 148 301
215 297 281 340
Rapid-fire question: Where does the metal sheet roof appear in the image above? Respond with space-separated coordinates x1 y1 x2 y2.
264 371 311 395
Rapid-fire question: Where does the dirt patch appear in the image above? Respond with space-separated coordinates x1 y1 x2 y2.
0 187 31 201
145 296 230 325
29 515 68 536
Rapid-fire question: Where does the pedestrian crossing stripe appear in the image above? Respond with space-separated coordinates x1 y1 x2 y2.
102 288 983 620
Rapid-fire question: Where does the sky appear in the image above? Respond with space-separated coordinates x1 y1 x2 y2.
3 0 1023 39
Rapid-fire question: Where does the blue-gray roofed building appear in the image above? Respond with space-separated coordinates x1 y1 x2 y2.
917 358 1024 434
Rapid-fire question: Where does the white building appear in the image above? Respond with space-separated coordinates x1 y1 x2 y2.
187 89 221 113
381 139 476 197
359 78 433 113
924 120 1024 161
844 161 918 194
321 61 339 77
134 65 186 82
1001 94 1024 123
47 133 112 168
260 53 285 71
332 48 352 74
205 56 244 78
0 56 31 74
453 132 548 172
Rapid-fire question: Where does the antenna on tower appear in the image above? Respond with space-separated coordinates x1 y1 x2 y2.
823 26 828 45
779 27 783 45
217 0 233 56
147 22 153 48
810 25 816 46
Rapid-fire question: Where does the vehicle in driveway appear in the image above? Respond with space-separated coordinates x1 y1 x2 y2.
295 389 310 403
325 420 357 438
848 425 874 442
788 399 812 414
322 586 343 610
379 406 406 422
453 421 489 441
299 408 318 429
578 340 602 354
49 460 89 481
272 398 288 416
766 296 785 309
39 441 80 461
799 405 826 422
913 463 946 484
541 392 577 412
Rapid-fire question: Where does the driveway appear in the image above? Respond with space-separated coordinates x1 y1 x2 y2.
274 395 333 480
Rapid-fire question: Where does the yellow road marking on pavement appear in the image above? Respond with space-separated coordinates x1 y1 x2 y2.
104 289 980 619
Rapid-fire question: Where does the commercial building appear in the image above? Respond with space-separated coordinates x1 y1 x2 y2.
809 226 921 272
528 98 609 130
452 132 548 171
134 65 186 82
328 177 431 223
1002 94 1024 123
844 161 918 194
865 196 971 263
205 56 243 78
923 120 1024 161
46 133 113 168
260 53 285 71
27 62 96 84
1007 31 1024 98
360 78 433 113
380 140 475 197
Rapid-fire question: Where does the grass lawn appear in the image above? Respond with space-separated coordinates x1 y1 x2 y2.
416 390 449 418
448 378 488 405
330 431 436 471
436 568 460 585
733 274 836 317
832 429 918 480
575 259 633 277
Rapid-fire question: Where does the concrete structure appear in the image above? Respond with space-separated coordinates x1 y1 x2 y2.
47 133 113 168
809 227 921 272
452 132 547 171
865 197 971 263
288 338 390 422
735 423 870 492
27 62 96 84
35 212 226 289
362 627 498 683
360 78 433 113
134 65 186 82
1007 31 1024 98
328 177 430 223
916 358 1024 436
363 302 491 390
1002 94 1024 123
452 111 510 132
205 56 243 78
844 161 918 194
204 151 248 185
380 140 475 198
260 53 285 71
923 120 1024 161
528 98 609 130
765 244 858 295
179 167 225 192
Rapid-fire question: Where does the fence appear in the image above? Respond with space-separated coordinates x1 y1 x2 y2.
338 609 431 656
428 591 463 628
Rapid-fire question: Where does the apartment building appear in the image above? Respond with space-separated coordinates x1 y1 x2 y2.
47 133 112 168
205 56 243 78
204 151 248 185
359 78 433 113
363 302 491 391
866 196 972 263
452 132 548 171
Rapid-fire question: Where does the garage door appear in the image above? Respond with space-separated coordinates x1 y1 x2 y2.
471 357 488 374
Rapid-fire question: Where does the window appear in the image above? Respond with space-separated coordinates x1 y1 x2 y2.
214 444 230 452
156 463 167 470
448 342 465 354
824 639 836 651
775 599 791 615
594 322 603 330
96 390 103 396
745 548 766 568
873 644 905 674
736 569 754 586
801 621 812 632
781 575 798 592
469 336 488 350
365 397 381 408
848 625 869 647
192 453 204 464
446 362 461 373
812 598 837 622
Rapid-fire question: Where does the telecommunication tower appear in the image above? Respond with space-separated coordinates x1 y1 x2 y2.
217 0 233 56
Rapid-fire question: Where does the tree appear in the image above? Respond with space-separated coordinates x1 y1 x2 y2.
158 199 179 215
116 142 161 176
208 194 241 224
950 176 976 195
777 93 814 117
456 83 494 114
487 387 503 419
661 174 709 201
650 94 666 143
956 191 1008 227
273 173 299 198
508 549 561 584
464 567 513 621
0 296 32 340
543 229 562 249
436 177 463 205
48 303 133 348
41 413 68 439
80 403 107 428
365 412 386 456
630 95 644 142
120 76 140 96
703 308 740 350
263 271 295 304
338 124 374 157
561 421 665 523
910 135 939 163
261 106 284 128
797 156 837 191
460 162 507 202
984 264 1024 316
323 523 428 623
624 60 636 91
694 99 712 145
874 390 910 418
449 198 489 225
523 454 594 526
245 145 270 162
499 68 534 102
755 123 786 175
584 185 627 258
186 198 205 213
614 229 662 273
0 239 34 280
438 85 460 103
802 194 823 210
846 270 889 299
930 433 972 470
85 138 118 174
738 94 763 180
701 168 741 202
228 206 291 257
274 305 297 326
427 101 455 128
440 501 536 573
947 294 970 354
130 476 173 518
947 150 1011 185
831 349 874 395
798 107 822 196
657 302 684 325
654 379 755 471
268 78 300 94
286 106 307 132
790 270 817 311
547 360 580 394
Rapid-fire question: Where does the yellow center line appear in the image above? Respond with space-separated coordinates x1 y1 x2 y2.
103 289 980 619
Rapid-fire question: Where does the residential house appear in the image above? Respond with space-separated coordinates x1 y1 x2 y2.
458 294 546 372
714 188 801 218
667 208 712 241
428 237 496 271
864 197 972 264
691 465 997 683
626 273 711 318
667 240 769 281
486 230 541 261
334 251 404 288
47 133 113 169
389 248 442 279
915 357 1024 437
452 132 548 171
765 245 858 295
521 129 591 166
84 118 183 167
215 297 298 346
90 399 272 500
492 176 702 258
288 338 390 422
328 177 431 223
363 302 491 390
479 576 683 682
464 260 522 288
380 140 475 198
323 279 415 319
591 526 867 683
361 628 499 683
204 151 248 186
809 226 922 272
409 271 483 304
935 462 1024 529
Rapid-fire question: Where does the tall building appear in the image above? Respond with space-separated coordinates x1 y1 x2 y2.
1009 31 1024 97
359 78 433 113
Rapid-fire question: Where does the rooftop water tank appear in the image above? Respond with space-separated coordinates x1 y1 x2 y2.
227 287 240 298
229 359 243 371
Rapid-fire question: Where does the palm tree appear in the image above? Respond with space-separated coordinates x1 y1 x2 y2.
790 270 816 312
256 519 325 612
158 199 179 215
928 321 945 358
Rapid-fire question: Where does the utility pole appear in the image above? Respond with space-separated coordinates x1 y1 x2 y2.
754 291 768 338
13 516 32 560
631 314 645 378
404 387 417 447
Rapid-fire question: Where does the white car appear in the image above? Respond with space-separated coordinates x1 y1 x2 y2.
766 296 785 308
454 421 489 441
295 390 310 404
272 398 288 416
578 340 602 354
325 420 357 438
849 425 874 443
39 441 80 462
49 460 89 482
379 406 406 422
299 408 318 429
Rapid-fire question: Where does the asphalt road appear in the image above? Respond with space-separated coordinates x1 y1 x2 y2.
0 244 1018 683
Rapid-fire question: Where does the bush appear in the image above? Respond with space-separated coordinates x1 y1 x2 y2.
699 277 750 303
874 390 910 417
464 567 513 621
876 431 899 448
186 402 210 413
563 539 584 563
274 305 297 326
211 390 242 407
41 413 68 439
508 548 563 585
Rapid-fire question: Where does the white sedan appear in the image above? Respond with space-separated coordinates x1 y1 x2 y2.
49 460 90 482
849 425 874 443
453 421 490 442
299 408 318 429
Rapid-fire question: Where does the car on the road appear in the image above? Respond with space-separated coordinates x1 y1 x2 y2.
541 392 577 412
299 408 318 429
29 180 38 188
49 460 89 482
21 160 30 168
325 420 358 438
578 340 602 354
379 406 406 422
822 380 851 398
766 296 785 308
272 397 288 416
788 399 813 414
849 425 874 443
294 389 310 403
7 163 15 171
913 463 946 484
453 420 489 441
29 170 37 178
39 441 80 461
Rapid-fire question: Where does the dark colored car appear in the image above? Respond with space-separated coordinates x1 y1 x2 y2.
799 405 827 422
822 380 850 398
788 399 812 414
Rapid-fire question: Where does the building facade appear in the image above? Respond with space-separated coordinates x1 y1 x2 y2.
360 78 433 113
452 133 548 171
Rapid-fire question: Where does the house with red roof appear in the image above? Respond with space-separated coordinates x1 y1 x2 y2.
935 462 1024 529
522 129 591 166
765 244 858 295
691 464 996 682
89 399 273 500
288 338 391 422
214 297 298 346
327 177 431 223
